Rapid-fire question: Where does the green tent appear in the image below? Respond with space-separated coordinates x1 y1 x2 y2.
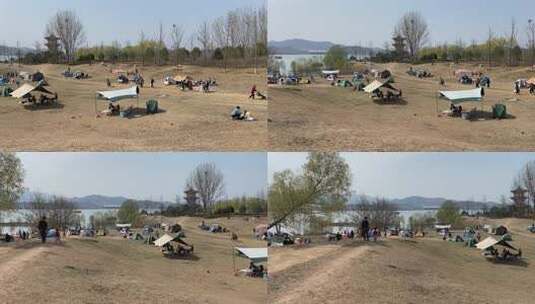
493 104 507 119
146 99 158 114
336 80 352 88
0 87 12 97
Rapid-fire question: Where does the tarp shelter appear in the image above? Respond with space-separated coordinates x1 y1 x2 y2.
154 234 176 247
234 247 268 263
439 88 482 104
173 75 192 82
10 81 54 98
476 236 516 251
527 78 535 85
115 224 132 229
322 70 339 76
364 80 398 94
233 247 268 274
95 86 139 113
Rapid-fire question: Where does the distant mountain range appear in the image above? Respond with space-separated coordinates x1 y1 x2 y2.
349 195 498 211
19 191 171 210
269 39 381 56
0 45 34 57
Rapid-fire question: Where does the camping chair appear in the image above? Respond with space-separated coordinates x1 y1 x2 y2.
146 99 158 114
492 104 507 119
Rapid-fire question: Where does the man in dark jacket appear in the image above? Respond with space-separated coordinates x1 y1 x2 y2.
361 217 370 241
38 216 48 243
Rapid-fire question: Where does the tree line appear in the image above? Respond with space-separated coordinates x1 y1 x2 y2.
20 6 267 70
372 11 535 67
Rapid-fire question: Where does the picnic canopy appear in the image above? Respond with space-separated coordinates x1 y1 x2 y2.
97 86 139 102
322 70 339 76
476 236 516 251
364 80 398 93
439 88 482 104
234 247 268 263
154 233 189 247
10 81 54 98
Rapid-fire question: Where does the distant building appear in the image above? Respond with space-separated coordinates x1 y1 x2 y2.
44 34 60 63
510 186 528 217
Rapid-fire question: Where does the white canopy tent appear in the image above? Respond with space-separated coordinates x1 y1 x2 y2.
322 70 340 76
233 247 268 274
476 236 516 251
95 85 139 113
154 234 176 247
439 88 483 104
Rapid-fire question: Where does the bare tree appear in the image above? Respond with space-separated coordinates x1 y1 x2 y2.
395 11 429 59
353 196 399 232
187 162 225 212
46 10 85 63
527 19 535 69
508 18 518 66
170 24 185 65
487 27 494 67
196 21 212 63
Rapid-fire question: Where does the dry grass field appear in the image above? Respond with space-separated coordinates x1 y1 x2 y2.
0 216 267 304
0 63 267 151
269 62 535 151
269 217 535 304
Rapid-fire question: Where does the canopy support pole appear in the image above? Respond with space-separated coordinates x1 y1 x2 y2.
232 247 236 274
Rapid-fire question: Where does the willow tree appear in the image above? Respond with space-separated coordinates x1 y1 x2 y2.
268 152 352 230
0 152 25 211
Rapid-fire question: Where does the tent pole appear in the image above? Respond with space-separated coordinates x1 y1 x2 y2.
232 247 235 274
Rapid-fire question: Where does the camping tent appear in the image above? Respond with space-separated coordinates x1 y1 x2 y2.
476 236 516 251
439 88 482 104
10 81 54 98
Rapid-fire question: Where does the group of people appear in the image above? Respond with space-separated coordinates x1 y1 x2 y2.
360 217 381 242
21 93 59 105
230 106 254 121
450 103 464 116
514 81 535 95
248 262 265 278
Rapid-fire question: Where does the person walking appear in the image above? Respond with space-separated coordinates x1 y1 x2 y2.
38 216 48 244
361 217 370 241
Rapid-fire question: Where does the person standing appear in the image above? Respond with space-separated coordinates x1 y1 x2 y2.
38 216 48 243
361 217 370 241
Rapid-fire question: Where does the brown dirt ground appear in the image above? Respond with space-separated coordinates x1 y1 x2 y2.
268 62 535 151
269 217 535 304
0 216 267 304
0 63 267 151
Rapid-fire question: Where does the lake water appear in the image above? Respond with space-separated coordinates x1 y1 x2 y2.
271 54 325 75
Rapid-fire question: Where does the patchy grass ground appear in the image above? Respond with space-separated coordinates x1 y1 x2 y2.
0 216 267 304
269 217 535 304
269 62 535 151
0 63 267 151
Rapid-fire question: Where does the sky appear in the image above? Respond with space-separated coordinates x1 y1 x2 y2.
268 153 535 202
269 0 535 47
17 153 267 202
0 0 265 48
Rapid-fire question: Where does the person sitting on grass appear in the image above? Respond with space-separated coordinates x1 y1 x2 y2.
231 106 242 120
108 102 120 115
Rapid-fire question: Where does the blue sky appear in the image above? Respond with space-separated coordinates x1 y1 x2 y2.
268 153 535 202
269 0 535 47
18 153 267 201
0 0 265 48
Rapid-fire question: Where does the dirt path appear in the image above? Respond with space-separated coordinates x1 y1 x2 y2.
0 245 47 286
273 245 370 304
